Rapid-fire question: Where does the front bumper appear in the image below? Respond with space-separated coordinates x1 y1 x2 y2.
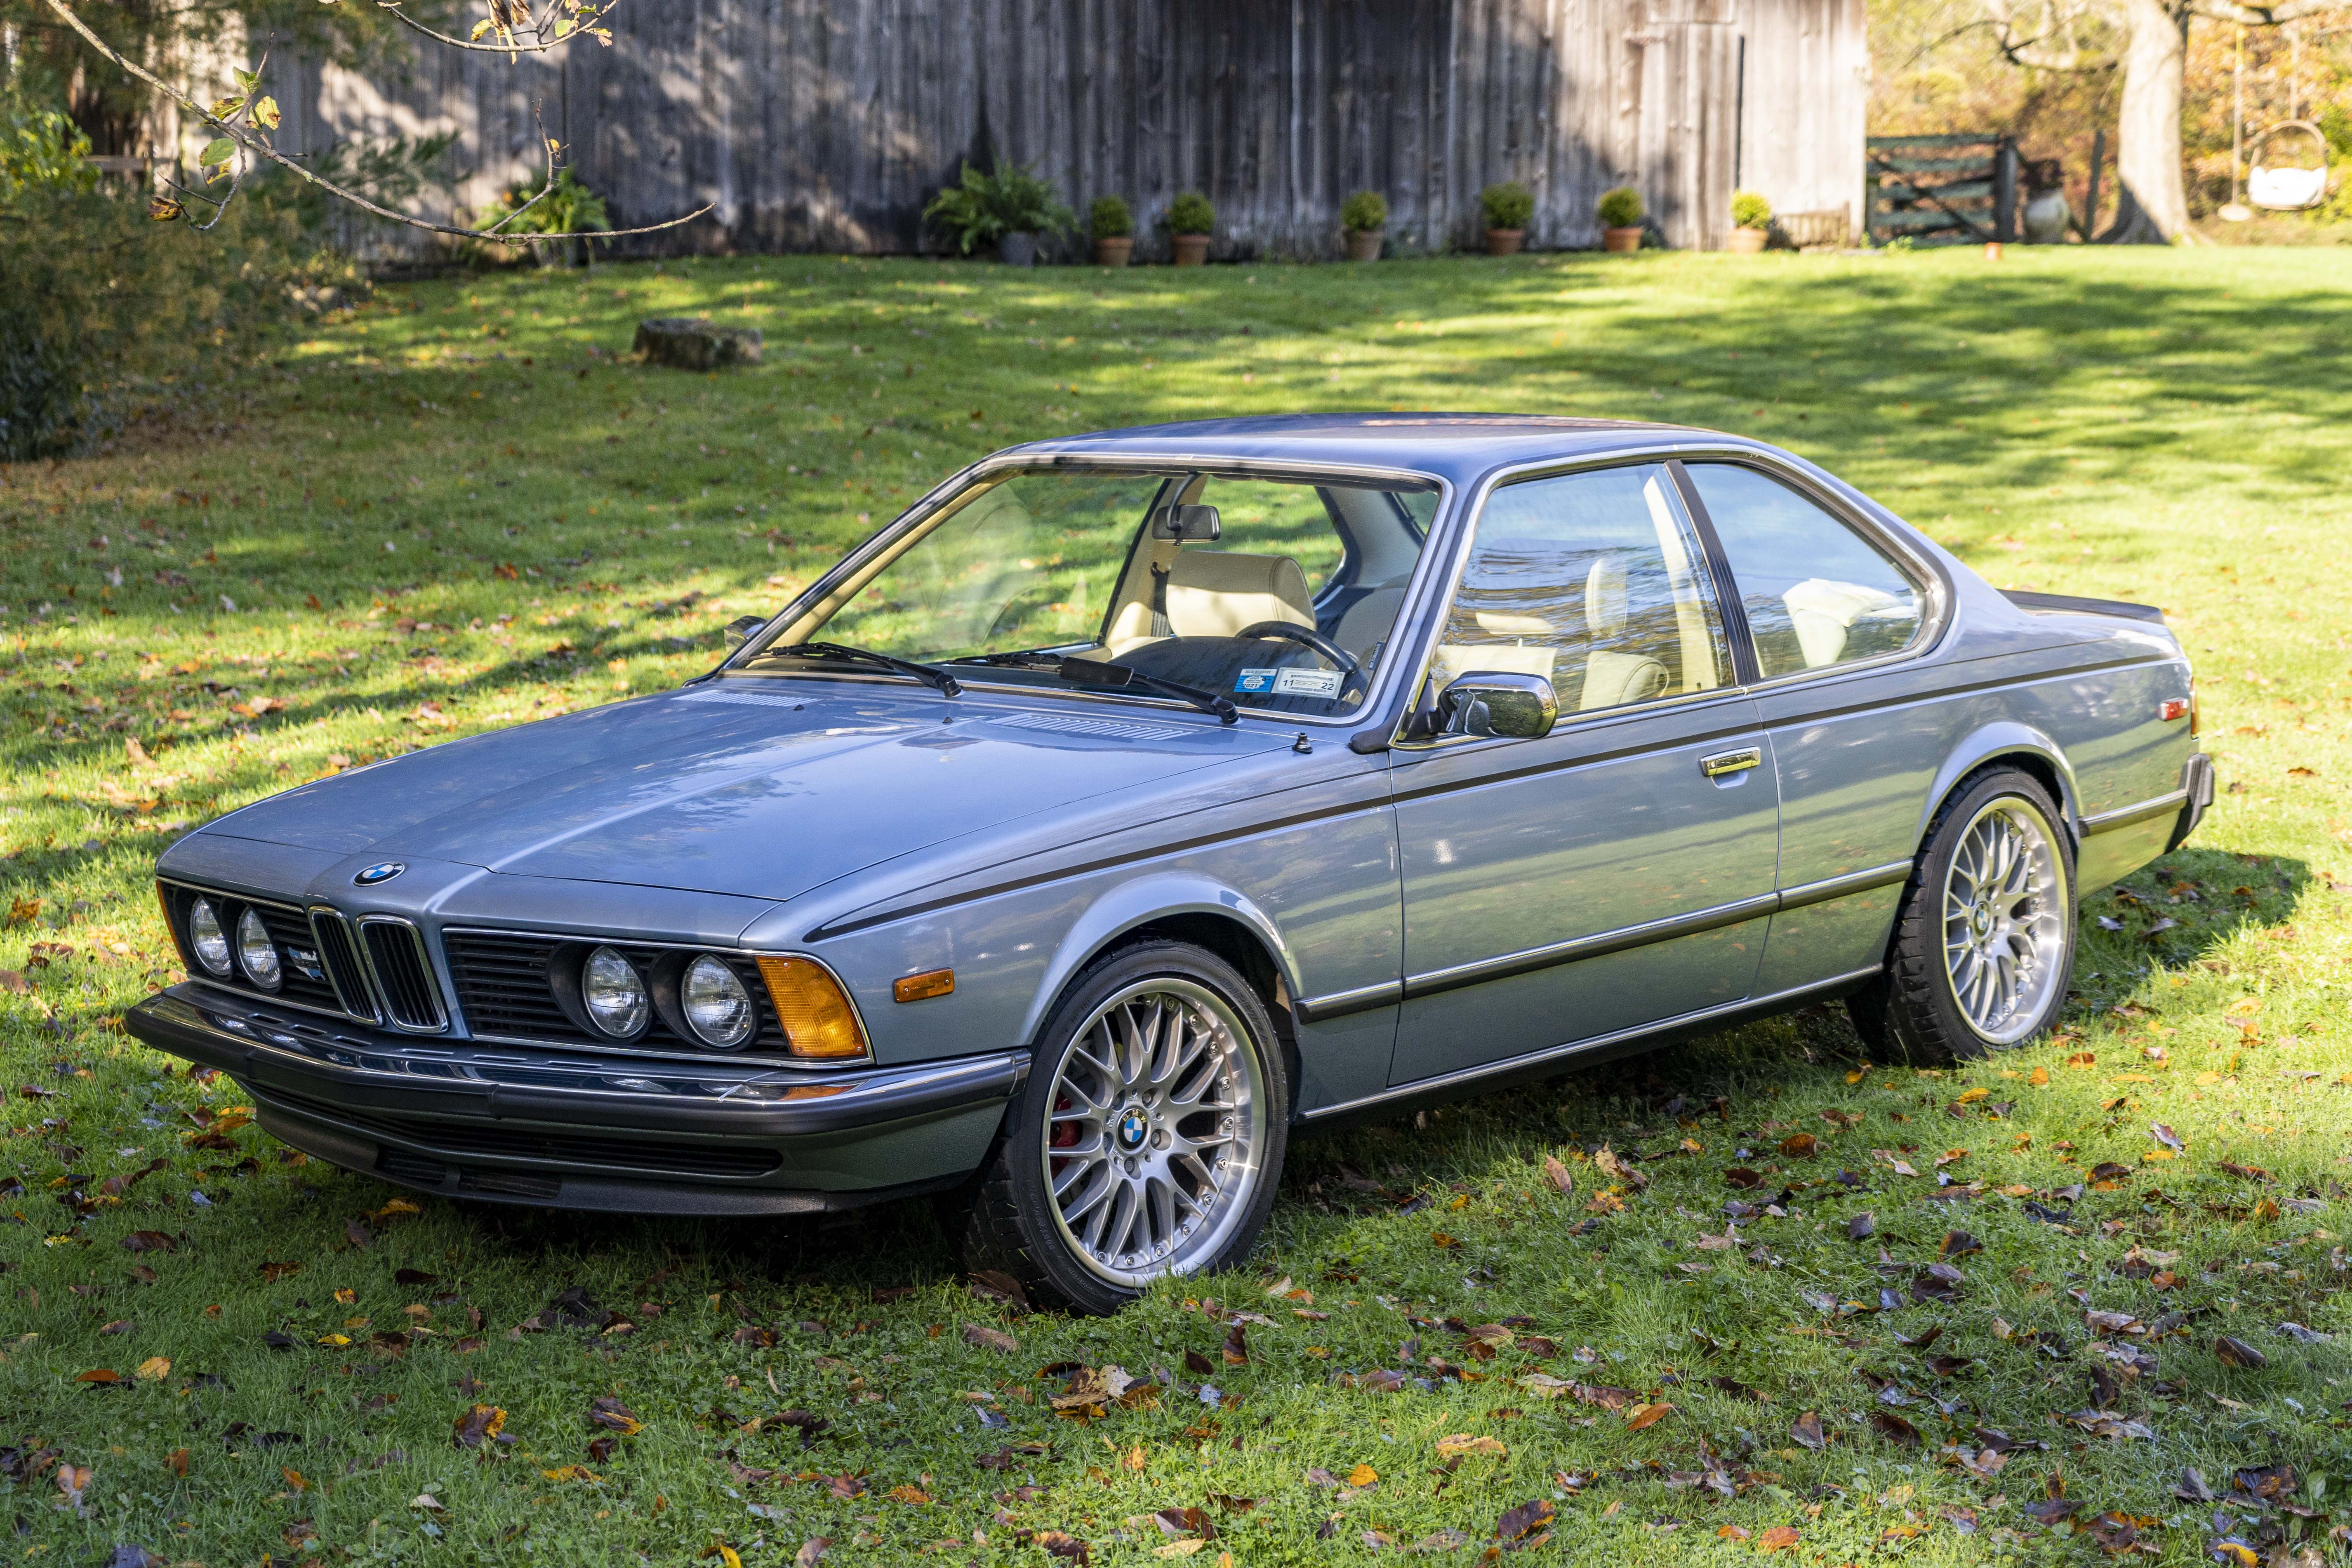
125 987 1024 1215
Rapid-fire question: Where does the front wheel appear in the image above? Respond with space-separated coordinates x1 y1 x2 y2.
951 942 1291 1315
1849 767 2077 1062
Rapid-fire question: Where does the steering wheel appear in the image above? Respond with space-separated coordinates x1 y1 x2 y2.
1234 620 1362 679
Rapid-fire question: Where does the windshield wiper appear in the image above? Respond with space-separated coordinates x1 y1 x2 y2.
1056 657 1237 725
773 641 961 697
944 650 1071 668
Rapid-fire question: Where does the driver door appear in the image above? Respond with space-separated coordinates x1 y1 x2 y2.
1386 462 1779 1088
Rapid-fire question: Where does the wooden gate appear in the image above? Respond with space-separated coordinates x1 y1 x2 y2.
1866 133 2019 246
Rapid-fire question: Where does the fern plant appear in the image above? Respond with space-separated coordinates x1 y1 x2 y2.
924 161 1076 255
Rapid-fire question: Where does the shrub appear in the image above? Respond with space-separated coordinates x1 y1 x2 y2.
1596 186 1643 228
1168 190 1215 236
1340 188 1388 232
1088 195 1132 240
0 186 318 459
0 103 98 205
1730 189 1771 231
476 167 610 265
1481 181 1534 231
924 160 1076 254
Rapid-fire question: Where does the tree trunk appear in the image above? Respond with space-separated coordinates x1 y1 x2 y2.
2103 0 2194 242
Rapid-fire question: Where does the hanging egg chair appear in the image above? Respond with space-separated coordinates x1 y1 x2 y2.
2247 120 2331 211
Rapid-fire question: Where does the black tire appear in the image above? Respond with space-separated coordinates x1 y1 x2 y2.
1848 767 2077 1063
949 941 1291 1316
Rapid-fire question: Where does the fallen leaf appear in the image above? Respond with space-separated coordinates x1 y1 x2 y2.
1347 1463 1379 1487
2214 1335 2268 1370
452 1404 506 1448
1778 1132 1819 1159
1758 1523 1801 1552
1495 1499 1554 1541
1847 1212 1875 1241
962 1323 1017 1354
74 1368 121 1384
2150 1123 2184 1153
1790 1411 1826 1450
134 1356 170 1382
1871 1410 1921 1446
1541 1154 1574 1194
589 1395 641 1436
1624 1402 1674 1431
1435 1434 1507 1459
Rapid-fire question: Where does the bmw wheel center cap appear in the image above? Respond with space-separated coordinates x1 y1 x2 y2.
1116 1107 1149 1151
353 862 406 886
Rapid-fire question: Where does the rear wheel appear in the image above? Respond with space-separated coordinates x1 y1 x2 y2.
1849 767 2077 1062
951 942 1290 1315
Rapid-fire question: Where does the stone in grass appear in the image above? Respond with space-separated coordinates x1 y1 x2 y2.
633 317 762 370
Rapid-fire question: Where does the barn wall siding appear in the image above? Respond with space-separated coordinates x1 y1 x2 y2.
276 0 1862 259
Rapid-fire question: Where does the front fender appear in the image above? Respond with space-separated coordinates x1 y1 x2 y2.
1919 721 2082 849
1016 874 1304 1048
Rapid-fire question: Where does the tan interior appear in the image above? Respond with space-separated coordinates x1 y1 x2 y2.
1104 549 1314 653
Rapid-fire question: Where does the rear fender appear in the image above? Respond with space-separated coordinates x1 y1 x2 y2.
1918 723 2083 853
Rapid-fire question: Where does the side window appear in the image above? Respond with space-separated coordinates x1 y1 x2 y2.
1683 464 1925 679
1428 463 1730 718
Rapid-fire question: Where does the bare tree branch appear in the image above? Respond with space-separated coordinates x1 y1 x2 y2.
372 0 625 59
37 0 709 244
2192 0 2336 24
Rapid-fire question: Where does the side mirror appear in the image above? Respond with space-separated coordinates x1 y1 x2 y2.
723 615 767 652
1435 671 1558 740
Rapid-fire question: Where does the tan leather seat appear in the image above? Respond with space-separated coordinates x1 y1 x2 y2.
1162 551 1314 637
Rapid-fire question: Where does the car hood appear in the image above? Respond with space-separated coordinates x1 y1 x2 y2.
194 680 1291 904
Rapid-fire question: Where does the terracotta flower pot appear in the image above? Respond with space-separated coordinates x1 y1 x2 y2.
1603 226 1643 253
1093 236 1133 267
1344 227 1384 262
1172 233 1210 266
1726 226 1766 254
1485 228 1526 256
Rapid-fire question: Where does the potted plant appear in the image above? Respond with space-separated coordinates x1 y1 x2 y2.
1340 188 1387 261
1597 186 1644 252
1481 181 1533 255
1089 196 1134 266
1168 191 1215 265
1728 188 1770 253
923 160 1074 266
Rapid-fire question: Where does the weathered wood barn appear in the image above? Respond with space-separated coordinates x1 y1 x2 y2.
271 0 1865 257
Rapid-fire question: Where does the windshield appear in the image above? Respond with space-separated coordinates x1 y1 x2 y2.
756 469 1441 718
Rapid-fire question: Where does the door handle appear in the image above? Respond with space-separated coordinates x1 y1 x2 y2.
1699 747 1763 779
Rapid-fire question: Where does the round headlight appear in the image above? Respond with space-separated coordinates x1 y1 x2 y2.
681 954 756 1049
188 898 233 976
582 946 649 1038
235 906 282 991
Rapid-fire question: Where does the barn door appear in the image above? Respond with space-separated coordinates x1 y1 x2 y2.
1624 0 1741 250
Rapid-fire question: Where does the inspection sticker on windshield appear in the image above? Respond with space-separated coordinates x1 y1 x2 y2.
1274 668 1343 698
1233 668 1279 695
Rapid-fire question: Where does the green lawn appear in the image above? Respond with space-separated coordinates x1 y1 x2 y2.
3 247 2349 1568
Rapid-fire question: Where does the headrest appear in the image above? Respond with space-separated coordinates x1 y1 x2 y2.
1162 551 1313 635
1585 551 1630 640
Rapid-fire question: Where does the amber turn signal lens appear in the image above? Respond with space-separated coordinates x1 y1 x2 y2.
2159 697 2190 722
756 956 869 1060
892 968 954 1004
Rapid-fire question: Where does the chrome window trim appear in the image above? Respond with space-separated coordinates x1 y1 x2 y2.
1387 447 1747 752
1663 446 1956 695
1382 440 1957 750
439 926 874 1069
716 451 1461 731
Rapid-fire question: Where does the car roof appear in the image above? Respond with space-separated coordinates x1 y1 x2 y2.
1002 413 1749 487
